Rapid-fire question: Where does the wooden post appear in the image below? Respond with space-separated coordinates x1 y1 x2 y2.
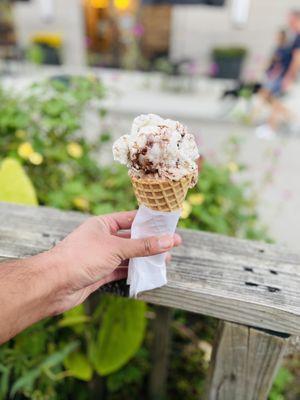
148 306 172 400
207 321 289 400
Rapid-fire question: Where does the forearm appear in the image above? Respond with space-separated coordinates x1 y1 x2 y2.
0 251 62 344
285 52 300 81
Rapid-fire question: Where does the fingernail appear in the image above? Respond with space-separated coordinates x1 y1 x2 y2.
174 233 182 245
158 235 173 250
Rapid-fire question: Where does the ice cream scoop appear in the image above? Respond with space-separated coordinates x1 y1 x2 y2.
113 114 199 185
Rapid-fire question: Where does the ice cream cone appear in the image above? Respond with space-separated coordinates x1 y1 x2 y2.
131 174 194 212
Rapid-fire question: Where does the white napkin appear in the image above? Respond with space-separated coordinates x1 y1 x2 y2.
128 205 181 297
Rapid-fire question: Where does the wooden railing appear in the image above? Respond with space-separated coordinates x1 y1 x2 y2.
1 202 300 400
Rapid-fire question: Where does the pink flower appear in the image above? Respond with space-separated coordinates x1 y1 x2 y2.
187 61 198 76
133 23 144 38
209 62 219 77
273 147 282 158
194 132 203 147
282 189 293 200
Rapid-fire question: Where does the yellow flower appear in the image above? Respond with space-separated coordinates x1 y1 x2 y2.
15 130 27 139
32 33 62 48
227 161 239 174
88 74 98 82
18 142 34 159
181 201 192 219
29 152 43 165
114 0 130 10
67 142 83 159
73 196 90 212
188 193 205 206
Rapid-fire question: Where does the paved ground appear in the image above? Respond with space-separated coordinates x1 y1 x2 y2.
189 120 300 252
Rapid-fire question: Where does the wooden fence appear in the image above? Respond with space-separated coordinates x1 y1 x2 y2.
0 202 300 399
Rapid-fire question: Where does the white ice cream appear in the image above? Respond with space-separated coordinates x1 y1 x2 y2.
113 114 199 184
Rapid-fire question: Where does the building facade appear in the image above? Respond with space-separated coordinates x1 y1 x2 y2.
10 0 300 77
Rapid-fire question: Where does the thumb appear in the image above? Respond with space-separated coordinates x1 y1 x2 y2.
115 235 175 259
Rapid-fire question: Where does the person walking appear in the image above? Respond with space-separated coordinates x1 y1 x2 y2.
255 10 300 139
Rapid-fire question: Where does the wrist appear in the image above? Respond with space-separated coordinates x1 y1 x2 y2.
0 251 65 343
34 248 71 316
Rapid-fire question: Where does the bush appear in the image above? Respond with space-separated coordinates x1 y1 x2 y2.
0 77 272 399
212 47 248 59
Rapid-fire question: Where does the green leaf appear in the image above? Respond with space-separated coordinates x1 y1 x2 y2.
91 297 146 376
41 341 79 369
10 340 79 396
58 315 91 328
0 158 37 205
64 352 93 381
269 366 293 400
10 368 41 397
61 303 86 319
14 328 48 357
0 364 10 399
59 304 90 333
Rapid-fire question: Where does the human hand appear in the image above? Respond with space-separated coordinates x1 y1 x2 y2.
281 76 293 93
50 210 181 313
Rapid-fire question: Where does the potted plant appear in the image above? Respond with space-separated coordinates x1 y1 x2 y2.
211 46 247 79
28 33 62 65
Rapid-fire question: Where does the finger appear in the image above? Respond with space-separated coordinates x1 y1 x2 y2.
117 231 181 243
114 234 178 259
85 267 128 296
165 253 171 264
118 252 171 267
117 232 181 245
197 155 204 173
101 211 137 232
115 230 131 239
174 233 182 247
119 259 129 267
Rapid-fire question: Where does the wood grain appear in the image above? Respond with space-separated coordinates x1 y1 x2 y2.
1 202 300 335
148 306 172 400
207 321 288 400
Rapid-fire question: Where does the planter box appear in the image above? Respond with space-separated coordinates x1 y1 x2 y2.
213 55 245 80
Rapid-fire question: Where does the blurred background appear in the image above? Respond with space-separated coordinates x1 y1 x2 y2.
0 0 300 399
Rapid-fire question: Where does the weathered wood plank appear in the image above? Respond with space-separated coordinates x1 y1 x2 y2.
0 202 300 335
207 321 288 400
148 306 172 400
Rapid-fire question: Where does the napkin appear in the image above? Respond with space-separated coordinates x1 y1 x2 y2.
128 205 181 297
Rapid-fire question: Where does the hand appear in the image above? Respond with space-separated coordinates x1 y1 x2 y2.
281 76 293 93
50 210 181 313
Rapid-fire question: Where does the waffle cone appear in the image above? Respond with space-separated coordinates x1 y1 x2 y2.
131 175 193 212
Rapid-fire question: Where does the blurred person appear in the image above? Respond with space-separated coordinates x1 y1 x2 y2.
255 10 300 139
0 210 181 344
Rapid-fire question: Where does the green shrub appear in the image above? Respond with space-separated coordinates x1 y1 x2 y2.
212 47 248 59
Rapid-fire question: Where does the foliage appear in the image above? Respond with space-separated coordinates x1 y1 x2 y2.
0 77 272 398
0 158 37 205
0 297 146 399
212 46 248 59
0 78 145 398
90 297 146 376
180 161 268 240
269 367 293 400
